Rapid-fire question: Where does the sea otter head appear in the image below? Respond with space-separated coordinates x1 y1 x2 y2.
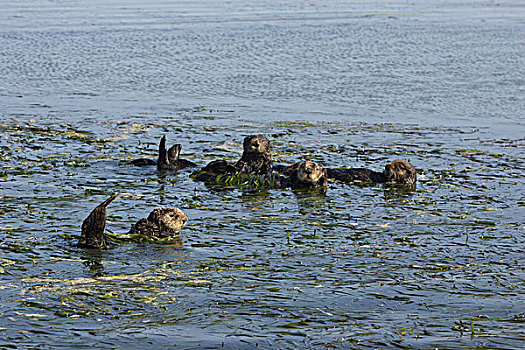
242 135 271 157
134 207 188 238
296 160 327 186
148 207 188 235
384 160 417 185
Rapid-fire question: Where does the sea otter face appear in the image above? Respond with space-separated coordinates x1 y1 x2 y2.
243 135 271 155
147 207 188 235
296 161 325 184
384 160 416 184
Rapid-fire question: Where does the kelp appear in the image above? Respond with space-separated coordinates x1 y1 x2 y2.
215 172 278 189
105 231 183 246
1 123 107 144
192 169 280 190
60 232 183 246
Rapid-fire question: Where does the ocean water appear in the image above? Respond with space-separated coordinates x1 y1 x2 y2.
0 1 524 349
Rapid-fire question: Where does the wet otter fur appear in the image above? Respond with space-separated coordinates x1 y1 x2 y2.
234 135 273 175
194 159 238 182
326 160 416 185
78 195 188 249
129 207 188 238
277 160 328 189
194 135 273 182
123 136 197 171
78 195 117 249
125 158 156 166
157 136 198 171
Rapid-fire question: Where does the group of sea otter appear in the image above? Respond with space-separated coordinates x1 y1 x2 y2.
79 135 416 249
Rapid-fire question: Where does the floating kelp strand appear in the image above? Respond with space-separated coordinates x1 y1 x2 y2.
105 231 183 246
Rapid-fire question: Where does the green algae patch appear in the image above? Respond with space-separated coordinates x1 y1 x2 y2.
215 172 278 189
60 232 183 246
457 148 487 155
106 231 183 245
272 121 331 128
192 169 280 190
19 267 192 319
2 123 108 144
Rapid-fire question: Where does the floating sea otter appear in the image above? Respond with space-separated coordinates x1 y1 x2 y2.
326 160 416 185
274 160 328 189
124 136 197 171
235 135 273 175
78 195 188 249
193 135 273 182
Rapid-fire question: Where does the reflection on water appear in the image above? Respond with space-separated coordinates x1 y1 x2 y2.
1 1 524 133
0 0 524 349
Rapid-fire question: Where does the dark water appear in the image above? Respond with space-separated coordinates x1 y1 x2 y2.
1 1 524 349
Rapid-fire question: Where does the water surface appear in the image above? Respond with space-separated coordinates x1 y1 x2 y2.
0 1 524 349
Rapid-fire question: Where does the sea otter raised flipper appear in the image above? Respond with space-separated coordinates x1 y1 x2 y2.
78 194 118 249
123 136 196 170
158 136 198 171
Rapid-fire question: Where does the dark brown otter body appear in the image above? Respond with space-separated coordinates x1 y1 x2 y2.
194 159 238 182
326 160 416 185
157 136 198 171
123 136 197 171
234 135 273 175
194 135 273 182
78 195 188 249
125 158 156 166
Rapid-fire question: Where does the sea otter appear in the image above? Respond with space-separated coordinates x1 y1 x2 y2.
78 195 188 249
157 136 198 171
326 160 416 185
193 135 273 182
234 135 273 175
276 160 328 189
124 136 197 171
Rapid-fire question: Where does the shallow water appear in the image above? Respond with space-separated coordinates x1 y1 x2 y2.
0 1 524 349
